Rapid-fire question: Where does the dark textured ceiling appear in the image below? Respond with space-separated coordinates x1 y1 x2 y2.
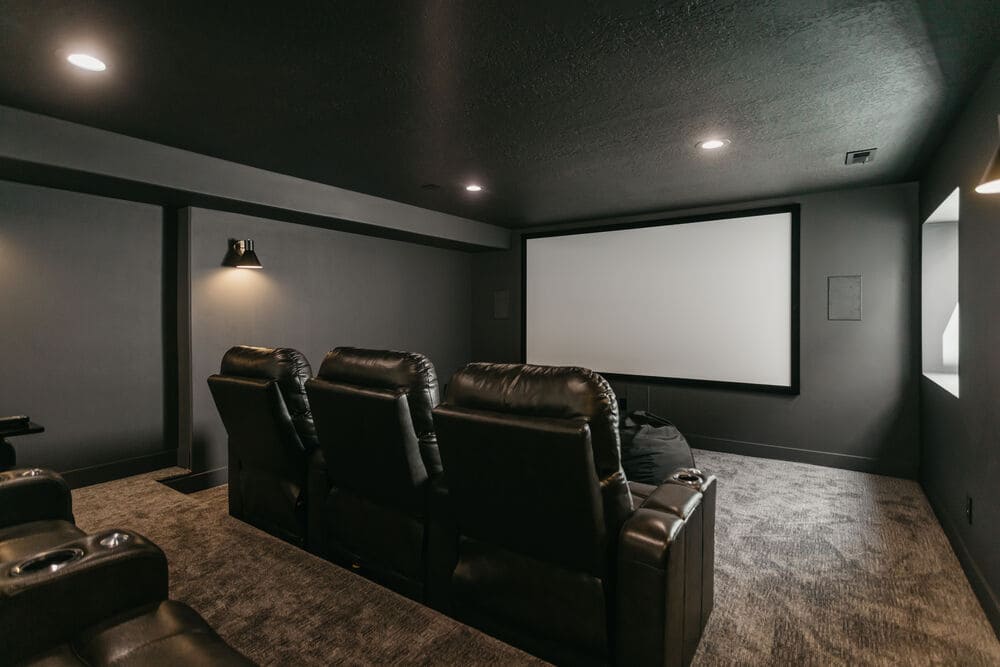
0 1 998 227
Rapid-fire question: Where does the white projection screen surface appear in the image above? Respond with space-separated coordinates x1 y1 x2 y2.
524 209 798 391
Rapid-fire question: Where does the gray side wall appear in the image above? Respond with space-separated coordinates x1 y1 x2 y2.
0 180 168 476
188 207 472 472
918 56 1000 634
471 182 920 477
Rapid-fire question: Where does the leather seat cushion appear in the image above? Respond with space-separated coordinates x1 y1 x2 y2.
627 480 656 504
0 519 84 564
25 600 253 666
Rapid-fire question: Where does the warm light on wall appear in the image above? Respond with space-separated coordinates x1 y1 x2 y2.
975 117 1000 194
223 239 262 268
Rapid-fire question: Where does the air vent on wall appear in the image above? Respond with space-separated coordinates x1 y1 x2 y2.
845 148 877 165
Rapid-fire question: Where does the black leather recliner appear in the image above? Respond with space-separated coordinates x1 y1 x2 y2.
0 468 252 665
305 347 442 601
433 363 716 667
208 345 317 545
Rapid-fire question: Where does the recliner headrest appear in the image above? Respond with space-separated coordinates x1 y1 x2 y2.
316 347 440 438
445 362 623 477
219 345 317 449
446 363 617 422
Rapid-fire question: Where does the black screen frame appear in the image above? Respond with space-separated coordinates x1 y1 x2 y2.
521 204 801 395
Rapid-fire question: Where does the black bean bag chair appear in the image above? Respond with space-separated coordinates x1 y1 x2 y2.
620 411 696 485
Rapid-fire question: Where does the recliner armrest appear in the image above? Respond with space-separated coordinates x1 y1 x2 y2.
616 472 716 667
0 529 169 664
0 468 74 529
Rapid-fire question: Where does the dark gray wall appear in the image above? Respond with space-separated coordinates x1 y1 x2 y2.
472 183 919 477
918 56 1000 634
189 207 473 472
0 180 170 477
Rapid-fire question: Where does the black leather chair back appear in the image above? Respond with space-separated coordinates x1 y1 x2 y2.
433 363 632 664
306 347 441 597
208 345 316 544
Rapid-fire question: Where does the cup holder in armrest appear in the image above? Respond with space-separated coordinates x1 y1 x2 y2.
10 547 85 576
0 531 169 665
666 468 706 491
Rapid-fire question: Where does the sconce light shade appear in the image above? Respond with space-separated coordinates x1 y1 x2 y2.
975 146 1000 194
224 239 262 269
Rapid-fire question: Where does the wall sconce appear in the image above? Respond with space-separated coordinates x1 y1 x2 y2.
975 116 1000 194
223 239 262 269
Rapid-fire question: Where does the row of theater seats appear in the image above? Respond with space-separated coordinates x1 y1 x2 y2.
0 468 251 665
209 346 717 667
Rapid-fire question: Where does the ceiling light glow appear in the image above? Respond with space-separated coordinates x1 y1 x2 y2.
67 53 106 71
698 139 729 150
465 184 483 192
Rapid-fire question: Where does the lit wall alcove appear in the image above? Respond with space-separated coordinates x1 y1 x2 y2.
921 188 960 397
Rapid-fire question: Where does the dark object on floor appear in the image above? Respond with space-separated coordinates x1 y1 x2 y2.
433 363 716 667
0 467 252 666
305 347 443 602
208 345 317 546
620 410 696 485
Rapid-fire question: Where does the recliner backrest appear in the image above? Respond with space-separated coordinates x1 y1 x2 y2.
436 362 632 572
307 347 442 512
207 346 316 543
216 345 317 448
208 346 317 471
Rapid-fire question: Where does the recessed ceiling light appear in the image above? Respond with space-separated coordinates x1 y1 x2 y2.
67 53 106 71
465 184 484 192
698 139 730 150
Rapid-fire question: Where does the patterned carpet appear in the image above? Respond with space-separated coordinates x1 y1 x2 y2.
70 451 1000 666
71 469 541 666
690 450 1000 666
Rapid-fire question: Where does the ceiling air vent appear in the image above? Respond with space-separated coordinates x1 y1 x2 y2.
845 148 876 165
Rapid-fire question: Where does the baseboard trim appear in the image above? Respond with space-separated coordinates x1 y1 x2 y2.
157 466 227 494
61 449 179 489
689 434 916 478
924 488 1000 639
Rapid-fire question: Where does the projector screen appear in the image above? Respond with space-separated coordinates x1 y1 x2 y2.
523 206 799 392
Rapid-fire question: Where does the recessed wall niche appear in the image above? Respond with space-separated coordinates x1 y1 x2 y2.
921 188 960 397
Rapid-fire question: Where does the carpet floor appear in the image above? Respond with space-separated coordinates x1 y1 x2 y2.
690 450 999 666
69 450 1000 666
71 469 542 666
